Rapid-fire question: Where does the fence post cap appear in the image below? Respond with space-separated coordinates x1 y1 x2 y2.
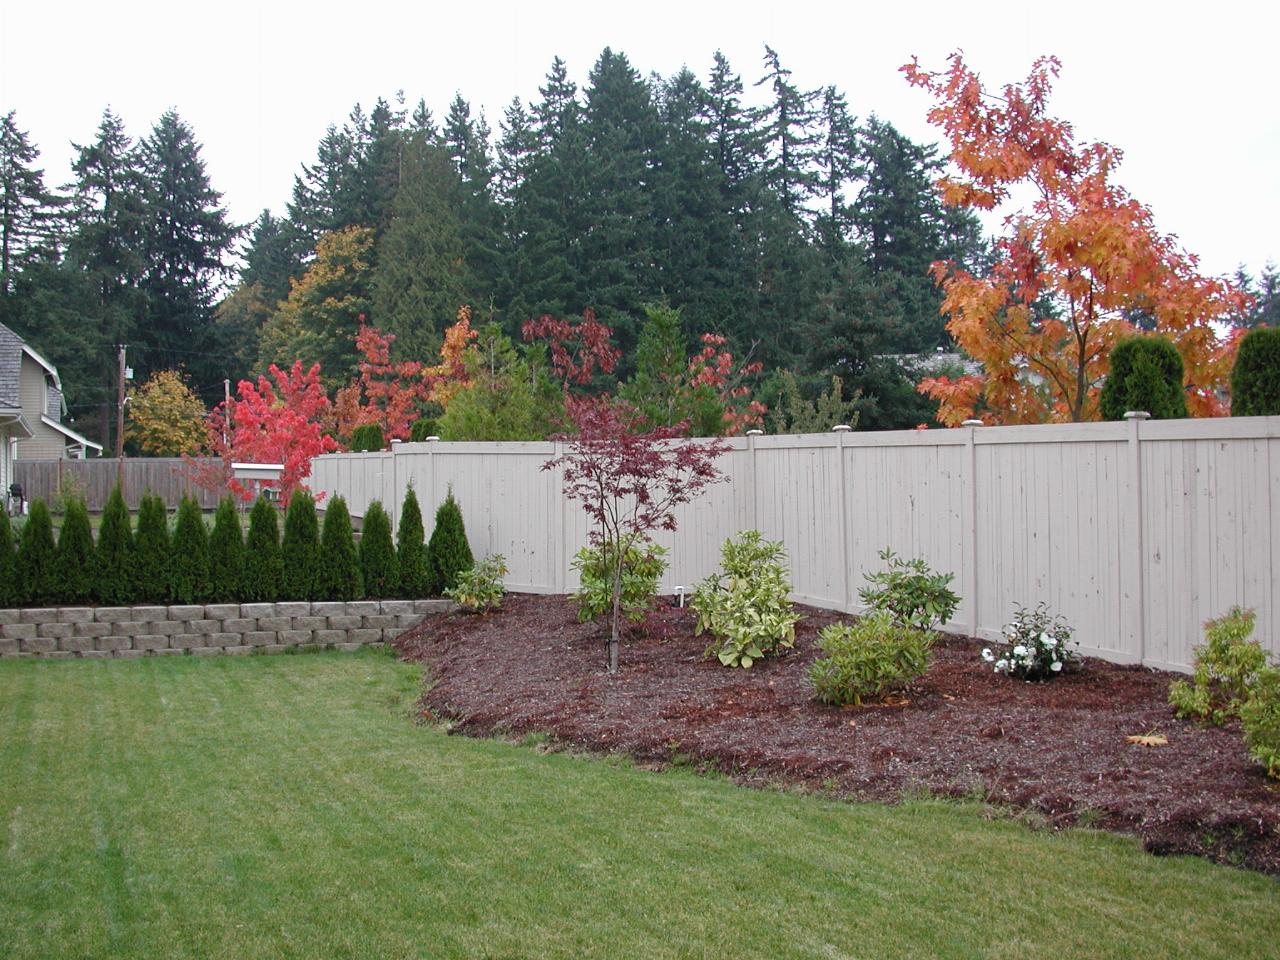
831 424 852 432
962 419 985 427
426 435 441 442
1123 411 1151 421
745 429 764 436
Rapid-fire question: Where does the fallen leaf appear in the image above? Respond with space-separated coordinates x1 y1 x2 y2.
1126 733 1168 748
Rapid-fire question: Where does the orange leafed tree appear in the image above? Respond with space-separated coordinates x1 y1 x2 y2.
902 54 1249 425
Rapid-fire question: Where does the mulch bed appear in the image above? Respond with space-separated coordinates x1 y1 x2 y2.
395 593 1280 873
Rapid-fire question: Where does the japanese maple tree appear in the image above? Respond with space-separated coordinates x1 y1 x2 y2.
544 396 728 673
686 333 767 433
522 308 621 387
902 54 1249 424
333 322 433 441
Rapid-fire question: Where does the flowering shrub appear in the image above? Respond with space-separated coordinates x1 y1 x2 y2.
692 531 799 669
445 555 509 613
808 612 933 706
572 538 668 625
982 603 1079 680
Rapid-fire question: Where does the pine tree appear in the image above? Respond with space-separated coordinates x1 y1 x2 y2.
427 488 474 594
1100 336 1189 420
242 496 283 602
396 486 430 598
0 511 16 607
170 496 210 604
134 492 171 603
315 496 362 601
280 489 320 600
95 484 135 605
359 500 398 598
54 494 95 603
17 499 58 606
208 497 244 602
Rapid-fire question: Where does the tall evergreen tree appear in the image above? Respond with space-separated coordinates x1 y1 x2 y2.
242 496 283 602
315 496 362 601
280 489 320 600
170 496 211 604
427 488 474 594
17 500 58 606
396 486 429 598
208 497 245 601
134 492 171 603
753 46 821 218
54 495 95 603
0 510 16 607
95 484 135 605
359 499 398 598
0 111 61 298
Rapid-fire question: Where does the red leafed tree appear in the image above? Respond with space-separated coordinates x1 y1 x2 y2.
333 323 433 441
687 333 767 433
522 308 621 387
902 54 1250 424
544 395 728 673
192 361 339 505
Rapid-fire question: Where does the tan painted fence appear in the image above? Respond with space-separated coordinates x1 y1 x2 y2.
309 416 1280 673
13 458 219 510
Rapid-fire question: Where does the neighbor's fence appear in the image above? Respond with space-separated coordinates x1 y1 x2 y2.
13 458 219 510
309 416 1280 673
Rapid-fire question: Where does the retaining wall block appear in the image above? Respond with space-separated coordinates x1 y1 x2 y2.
414 600 452 615
171 634 205 650
347 628 382 645
277 630 312 646
223 618 256 633
333 642 363 652
114 649 146 659
56 607 95 623
314 629 347 645
190 647 223 656
240 603 275 619
260 644 290 655
0 638 19 655
311 602 348 617
36 622 74 639
0 608 20 625
74 622 112 638
94 607 134 623
185 619 220 635
243 631 276 647
147 621 182 636
276 602 311 617
379 600 415 616
133 635 171 652
204 604 239 620
222 645 254 656
57 636 96 653
151 648 184 656
78 649 110 659
19 608 58 624
346 601 380 617
3 623 36 640
363 614 398 630
130 606 168 621
168 605 205 621
95 636 131 652
208 633 242 648
326 615 362 631
19 637 57 653
395 614 421 629
293 616 326 631
256 616 291 632
111 621 149 637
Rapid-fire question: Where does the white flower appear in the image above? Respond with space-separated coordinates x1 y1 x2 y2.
981 648 994 662
996 659 1008 671
1039 631 1049 644
1013 645 1027 657
1044 637 1057 647
1050 661 1063 672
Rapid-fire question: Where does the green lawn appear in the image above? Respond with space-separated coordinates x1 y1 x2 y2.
1 653 1275 960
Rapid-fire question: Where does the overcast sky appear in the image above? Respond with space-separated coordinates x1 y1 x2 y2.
2 0 1276 280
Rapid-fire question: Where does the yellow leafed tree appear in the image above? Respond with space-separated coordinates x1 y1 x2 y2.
126 370 208 456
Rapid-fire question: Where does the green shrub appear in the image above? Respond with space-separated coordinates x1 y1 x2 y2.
858 548 960 630
0 510 17 607
397 487 430 598
409 418 437 442
316 496 363 601
1169 607 1269 723
571 537 668 624
445 554 509 612
1241 667 1280 780
692 530 800 669
983 602 1080 680
17 499 58 605
427 488 473 594
208 497 244 602
349 423 385 452
242 496 283 602
95 484 135 605
281 490 320 600
54 494 95 603
1231 326 1280 416
808 612 934 706
1099 335 1188 420
359 500 398 598
134 493 172 603
170 496 211 604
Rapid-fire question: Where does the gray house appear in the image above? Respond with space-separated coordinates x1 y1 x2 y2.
0 323 102 493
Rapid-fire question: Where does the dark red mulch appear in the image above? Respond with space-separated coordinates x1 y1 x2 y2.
395 593 1280 874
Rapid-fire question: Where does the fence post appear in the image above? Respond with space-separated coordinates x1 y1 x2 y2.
426 435 439 517
745 429 762 532
833 425 852 611
963 419 984 638
389 440 401 536
554 439 566 593
1124 411 1149 665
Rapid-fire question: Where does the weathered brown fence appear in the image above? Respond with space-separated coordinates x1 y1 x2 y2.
13 458 219 510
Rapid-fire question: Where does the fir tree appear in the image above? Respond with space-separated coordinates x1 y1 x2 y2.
95 484 135 605
0 511 16 607
0 111 61 297
170 496 210 604
281 489 320 600
359 500 398 598
54 495 95 603
17 499 58 606
208 497 244 602
316 496 362 601
242 496 283 602
396 486 430 598
427 488 474 594
133 492 171 603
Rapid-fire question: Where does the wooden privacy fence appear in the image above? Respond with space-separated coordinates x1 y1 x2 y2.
14 458 219 510
309 416 1280 673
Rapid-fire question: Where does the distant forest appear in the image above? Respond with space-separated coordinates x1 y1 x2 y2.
1 45 1275 449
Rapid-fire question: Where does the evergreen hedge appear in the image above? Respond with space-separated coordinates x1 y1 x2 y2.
396 487 430 598
208 497 244 602
18 499 58 606
1231 327 1280 416
409 419 437 442
170 496 211 604
316 496 363 601
95 485 135 605
349 423 385 452
359 499 398 598
242 496 283 602
1099 336 1188 420
427 488 474 594
281 490 320 600
0 510 16 607
134 493 171 603
54 495 95 603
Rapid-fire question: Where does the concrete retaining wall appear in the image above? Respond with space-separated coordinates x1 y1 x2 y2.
0 599 451 659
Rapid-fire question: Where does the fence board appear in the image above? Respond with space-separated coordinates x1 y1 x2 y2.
14 458 218 510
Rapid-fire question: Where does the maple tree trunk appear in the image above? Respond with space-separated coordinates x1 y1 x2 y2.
608 556 622 674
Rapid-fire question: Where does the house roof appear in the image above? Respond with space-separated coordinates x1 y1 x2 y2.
41 415 103 453
0 322 25 407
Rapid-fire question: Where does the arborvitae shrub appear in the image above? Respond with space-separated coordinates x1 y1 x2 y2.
17 499 58 606
0 510 17 607
134 493 172 603
95 485 135 605
242 496 283 602
170 496 211 604
396 487 430 598
359 499 398 598
316 496 363 600
409 418 437 442
208 497 244 602
1231 327 1280 416
1099 336 1188 420
427 488 474 594
349 423 385 452
54 495 95 603
281 490 320 600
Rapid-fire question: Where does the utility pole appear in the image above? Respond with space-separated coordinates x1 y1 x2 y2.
115 344 127 492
